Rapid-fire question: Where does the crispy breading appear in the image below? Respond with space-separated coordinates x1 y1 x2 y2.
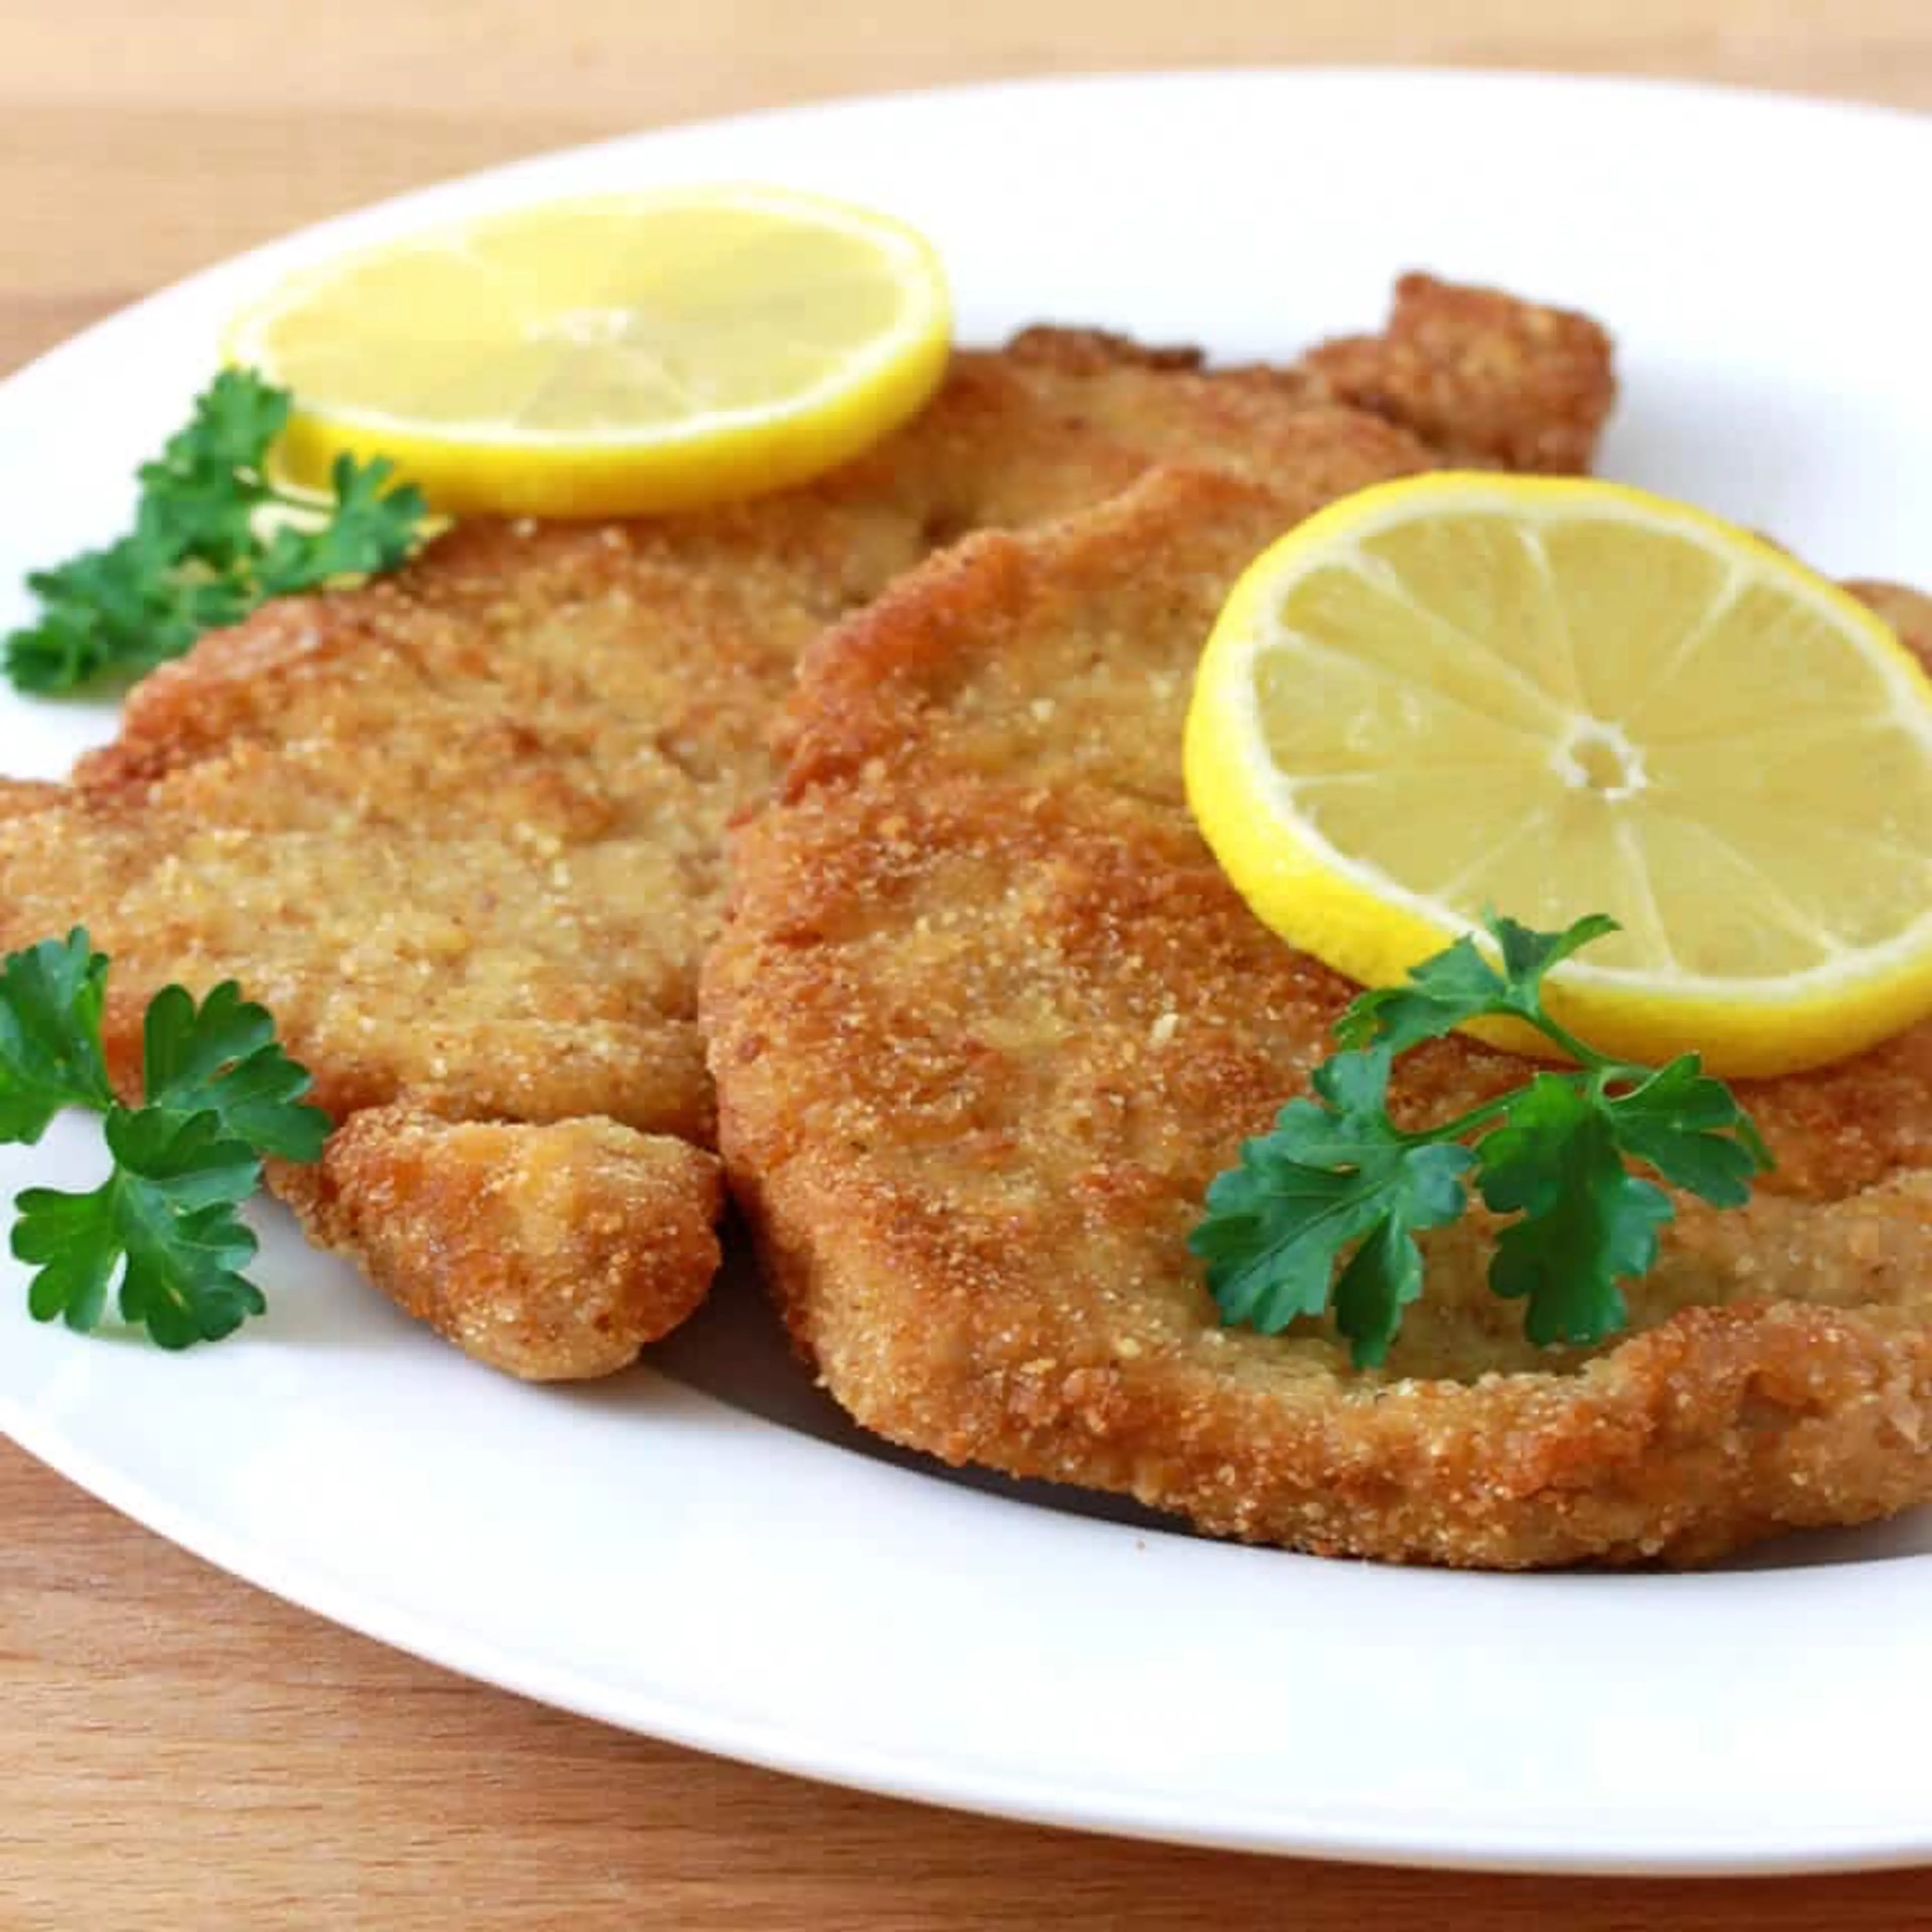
274 1108 723 1380
0 779 59 822
778 466 1311 801
1293 271 1617 474
704 467 1932 1567
1847 579 1932 662
0 282 1615 1378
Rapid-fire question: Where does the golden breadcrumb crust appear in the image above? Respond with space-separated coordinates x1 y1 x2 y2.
706 468 1932 1567
274 1108 722 1380
0 280 1615 1378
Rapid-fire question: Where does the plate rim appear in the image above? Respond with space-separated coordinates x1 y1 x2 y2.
8 1393 1931 1879
7 62 1928 401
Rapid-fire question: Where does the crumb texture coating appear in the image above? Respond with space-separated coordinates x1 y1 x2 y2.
0 281 1615 1378
707 460 1932 1567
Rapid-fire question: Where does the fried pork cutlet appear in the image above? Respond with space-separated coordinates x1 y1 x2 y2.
0 278 1614 1379
704 466 1932 1568
1291 271 1615 474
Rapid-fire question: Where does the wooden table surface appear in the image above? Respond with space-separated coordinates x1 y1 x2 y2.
5 4 1931 1926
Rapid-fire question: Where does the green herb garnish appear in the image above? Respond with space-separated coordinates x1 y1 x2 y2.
0 930 328 1346
4 369 427 693
1189 913 1773 1368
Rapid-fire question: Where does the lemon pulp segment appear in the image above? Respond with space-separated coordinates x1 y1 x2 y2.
1184 473 1932 1076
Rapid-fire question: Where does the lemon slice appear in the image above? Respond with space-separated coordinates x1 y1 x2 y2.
1184 472 1932 1077
223 185 953 518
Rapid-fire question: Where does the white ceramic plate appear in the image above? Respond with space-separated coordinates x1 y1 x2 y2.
2 70 1929 1877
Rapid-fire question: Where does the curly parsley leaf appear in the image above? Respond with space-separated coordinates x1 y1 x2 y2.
1195 912 1772 1366
1335 911 1618 1053
3 368 428 694
0 930 326 1346
134 370 294 567
6 533 254 693
255 456 426 597
1476 1073 1674 1346
1188 1049 1474 1365
14 1109 268 1348
150 366 293 485
0 930 115 1140
1602 1054 1772 1206
141 981 329 1161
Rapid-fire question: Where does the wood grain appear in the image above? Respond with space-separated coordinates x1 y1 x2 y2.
5 3 1931 1923
7 1451 1932 1930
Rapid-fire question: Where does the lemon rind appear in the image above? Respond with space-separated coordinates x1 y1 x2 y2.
1184 472 1932 1078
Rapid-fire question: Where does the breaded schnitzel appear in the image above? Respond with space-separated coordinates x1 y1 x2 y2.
704 466 1932 1567
0 278 1614 1379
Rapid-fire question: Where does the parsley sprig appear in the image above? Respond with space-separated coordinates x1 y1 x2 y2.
1189 914 1773 1367
0 931 328 1346
4 370 428 694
